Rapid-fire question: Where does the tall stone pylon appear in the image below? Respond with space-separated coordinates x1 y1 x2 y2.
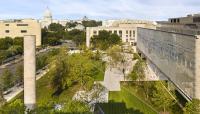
24 35 36 110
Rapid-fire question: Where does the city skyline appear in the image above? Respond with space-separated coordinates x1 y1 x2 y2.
0 0 200 21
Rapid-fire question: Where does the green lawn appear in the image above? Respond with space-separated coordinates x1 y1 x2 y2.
98 85 158 114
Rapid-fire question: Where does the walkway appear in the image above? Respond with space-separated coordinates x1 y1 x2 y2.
3 68 49 102
100 53 136 91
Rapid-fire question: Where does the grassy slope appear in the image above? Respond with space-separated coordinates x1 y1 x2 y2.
99 83 158 114
11 62 105 104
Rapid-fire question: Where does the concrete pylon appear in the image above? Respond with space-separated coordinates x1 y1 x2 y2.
24 35 36 110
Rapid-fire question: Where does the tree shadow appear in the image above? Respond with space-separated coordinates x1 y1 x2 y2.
94 101 144 114
52 88 64 96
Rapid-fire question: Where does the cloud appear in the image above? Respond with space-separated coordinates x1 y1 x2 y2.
0 0 200 20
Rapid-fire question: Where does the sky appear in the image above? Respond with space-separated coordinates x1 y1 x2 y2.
0 0 200 21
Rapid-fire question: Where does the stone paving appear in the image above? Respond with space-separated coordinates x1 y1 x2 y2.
100 53 136 91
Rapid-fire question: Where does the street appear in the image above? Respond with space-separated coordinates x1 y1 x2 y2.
3 67 50 102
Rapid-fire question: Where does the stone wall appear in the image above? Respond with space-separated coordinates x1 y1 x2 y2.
137 27 200 99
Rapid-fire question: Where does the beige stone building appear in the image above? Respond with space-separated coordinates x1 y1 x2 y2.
86 19 156 51
0 19 41 46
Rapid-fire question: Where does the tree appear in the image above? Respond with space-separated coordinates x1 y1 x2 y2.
0 99 25 114
15 64 23 84
68 29 86 46
91 30 121 50
61 99 90 113
0 37 13 50
107 45 124 68
0 69 13 90
50 48 70 95
0 84 5 107
108 34 121 45
13 37 23 47
82 20 102 28
184 99 200 114
69 54 96 91
151 82 175 113
66 22 78 29
128 54 146 81
7 45 23 55
47 37 61 46
48 23 65 32
36 54 48 70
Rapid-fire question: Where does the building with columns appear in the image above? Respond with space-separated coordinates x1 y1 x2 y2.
40 7 53 28
86 19 156 51
40 7 70 28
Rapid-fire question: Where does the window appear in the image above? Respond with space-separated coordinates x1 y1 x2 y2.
126 39 128 42
21 30 27 33
177 19 180 23
131 42 134 46
126 30 128 34
174 19 176 23
193 17 200 23
129 30 132 37
119 30 122 37
133 31 135 37
5 24 9 26
93 31 97 35
114 30 117 34
17 24 28 26
5 30 9 33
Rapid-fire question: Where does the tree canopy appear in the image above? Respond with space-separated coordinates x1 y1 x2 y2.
184 99 200 114
82 20 102 28
91 30 121 50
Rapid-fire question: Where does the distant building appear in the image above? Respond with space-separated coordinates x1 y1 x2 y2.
0 19 41 46
157 13 200 35
67 24 85 31
86 19 156 51
40 7 70 28
40 7 53 28
82 16 90 21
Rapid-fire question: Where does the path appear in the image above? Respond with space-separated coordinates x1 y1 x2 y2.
100 53 136 91
3 68 50 102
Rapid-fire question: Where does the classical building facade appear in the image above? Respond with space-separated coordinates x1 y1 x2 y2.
0 19 41 46
39 7 90 29
86 19 156 51
137 27 200 100
40 7 70 28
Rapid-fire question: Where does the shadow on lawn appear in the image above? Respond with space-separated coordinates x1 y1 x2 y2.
95 101 144 114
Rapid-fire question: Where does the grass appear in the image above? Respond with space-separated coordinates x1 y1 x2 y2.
94 70 105 81
120 82 183 114
98 84 158 114
10 61 105 104
10 71 81 106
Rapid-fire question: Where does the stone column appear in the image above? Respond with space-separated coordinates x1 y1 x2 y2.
24 35 36 110
86 27 90 48
194 35 200 99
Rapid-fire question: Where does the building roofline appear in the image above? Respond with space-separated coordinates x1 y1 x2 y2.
137 27 196 37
